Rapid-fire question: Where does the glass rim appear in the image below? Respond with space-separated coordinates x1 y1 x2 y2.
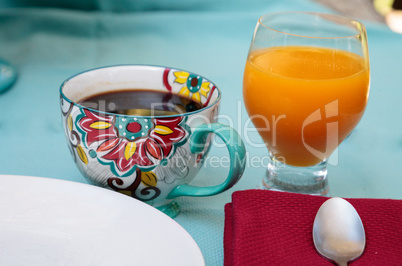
258 11 367 39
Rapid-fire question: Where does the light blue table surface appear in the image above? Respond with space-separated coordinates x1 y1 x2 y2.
1 0 402 265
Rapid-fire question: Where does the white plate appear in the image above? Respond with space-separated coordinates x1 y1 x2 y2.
0 175 205 266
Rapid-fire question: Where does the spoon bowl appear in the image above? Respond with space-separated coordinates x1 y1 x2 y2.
313 197 365 266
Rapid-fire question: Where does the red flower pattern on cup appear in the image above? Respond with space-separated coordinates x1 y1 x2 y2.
78 109 189 175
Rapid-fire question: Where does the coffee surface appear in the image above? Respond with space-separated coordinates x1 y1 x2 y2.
78 89 203 116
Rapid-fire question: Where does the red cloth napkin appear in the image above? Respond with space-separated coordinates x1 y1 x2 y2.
224 190 402 265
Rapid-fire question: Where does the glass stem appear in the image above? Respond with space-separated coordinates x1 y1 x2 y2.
263 156 329 196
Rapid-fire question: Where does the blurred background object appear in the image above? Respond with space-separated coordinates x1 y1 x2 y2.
314 0 402 34
0 60 17 94
315 0 385 22
381 0 402 33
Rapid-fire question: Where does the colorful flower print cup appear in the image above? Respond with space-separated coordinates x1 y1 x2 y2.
60 65 246 218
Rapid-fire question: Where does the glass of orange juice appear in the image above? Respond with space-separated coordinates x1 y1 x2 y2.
243 12 370 195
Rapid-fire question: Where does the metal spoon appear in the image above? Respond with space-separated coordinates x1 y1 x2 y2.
313 197 365 266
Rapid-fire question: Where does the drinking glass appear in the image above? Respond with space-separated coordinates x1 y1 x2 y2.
243 12 370 195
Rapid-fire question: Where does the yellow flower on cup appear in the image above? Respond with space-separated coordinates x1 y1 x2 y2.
173 71 211 102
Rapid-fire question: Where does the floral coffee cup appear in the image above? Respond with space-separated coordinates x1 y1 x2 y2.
60 65 246 217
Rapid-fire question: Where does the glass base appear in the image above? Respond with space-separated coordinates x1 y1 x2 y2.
156 201 180 218
262 158 329 196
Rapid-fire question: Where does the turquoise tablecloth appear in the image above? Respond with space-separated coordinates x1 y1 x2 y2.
1 0 402 265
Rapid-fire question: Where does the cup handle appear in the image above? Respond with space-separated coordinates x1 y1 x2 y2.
167 123 246 199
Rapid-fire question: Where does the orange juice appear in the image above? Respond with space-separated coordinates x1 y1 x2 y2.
243 46 370 167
